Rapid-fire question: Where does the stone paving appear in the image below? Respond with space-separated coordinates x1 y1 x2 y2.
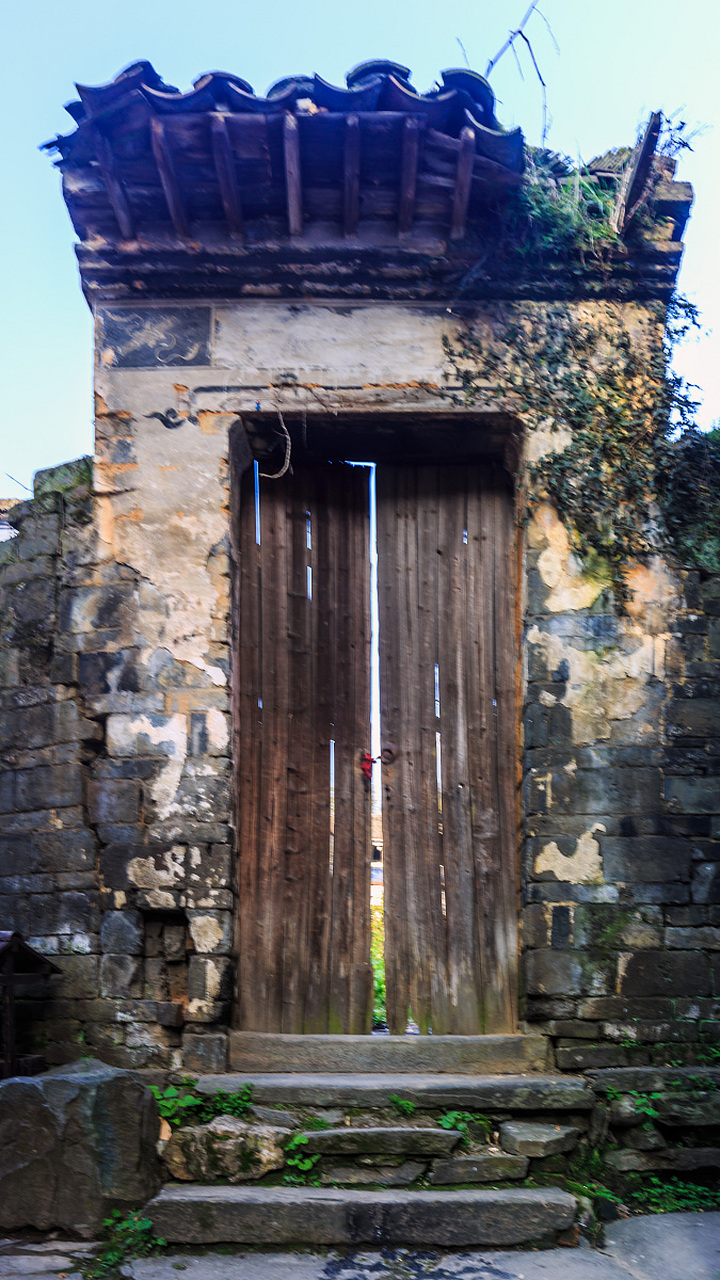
3 1214 720 1280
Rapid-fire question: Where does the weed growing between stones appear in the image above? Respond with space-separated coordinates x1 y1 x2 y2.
631 1175 720 1213
81 1209 166 1280
282 1133 322 1185
389 1095 416 1117
437 1111 491 1147
443 294 720 609
150 1081 254 1128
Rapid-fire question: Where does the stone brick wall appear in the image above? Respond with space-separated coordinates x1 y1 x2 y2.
0 455 233 1071
522 505 720 1066
1 297 718 1072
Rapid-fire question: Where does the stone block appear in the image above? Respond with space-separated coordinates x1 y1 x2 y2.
620 951 711 997
666 777 720 815
54 955 99 999
14 764 82 812
667 699 720 738
429 1153 528 1184
182 1032 228 1074
524 950 582 996
145 1183 577 1247
300 1127 461 1157
655 1093 720 1126
620 1125 666 1151
100 953 143 998
521 904 549 949
163 923 187 962
100 909 144 955
163 1116 290 1183
692 863 720 904
602 837 691 884
666 926 720 949
499 1122 580 1158
0 1058 160 1237
320 1161 426 1186
606 1147 720 1173
87 779 141 824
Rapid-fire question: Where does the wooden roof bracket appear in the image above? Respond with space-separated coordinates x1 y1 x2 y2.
343 113 361 237
91 126 136 240
450 125 475 240
398 116 420 235
211 113 245 240
150 116 190 239
283 113 303 237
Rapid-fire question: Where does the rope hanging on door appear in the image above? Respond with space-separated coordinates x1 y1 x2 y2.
259 410 292 479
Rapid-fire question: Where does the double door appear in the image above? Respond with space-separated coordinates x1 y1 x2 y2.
234 460 517 1034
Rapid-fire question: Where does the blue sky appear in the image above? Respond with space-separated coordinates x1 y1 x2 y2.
1 0 718 499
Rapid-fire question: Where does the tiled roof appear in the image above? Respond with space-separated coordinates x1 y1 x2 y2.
44 60 524 245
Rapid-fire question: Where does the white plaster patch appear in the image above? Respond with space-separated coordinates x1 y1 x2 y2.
107 713 188 758
539 690 557 707
534 823 606 884
127 846 185 890
207 708 230 750
189 915 223 954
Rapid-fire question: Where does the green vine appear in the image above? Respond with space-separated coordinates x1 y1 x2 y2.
443 293 719 608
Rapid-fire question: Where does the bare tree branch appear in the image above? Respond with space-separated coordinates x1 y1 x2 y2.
485 1 541 78
456 36 471 69
517 30 548 145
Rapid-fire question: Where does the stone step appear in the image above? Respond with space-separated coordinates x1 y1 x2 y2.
228 1032 551 1075
196 1072 593 1112
299 1125 462 1156
146 1184 577 1247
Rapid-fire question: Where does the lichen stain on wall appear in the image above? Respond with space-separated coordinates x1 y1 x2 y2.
95 410 230 687
527 504 681 745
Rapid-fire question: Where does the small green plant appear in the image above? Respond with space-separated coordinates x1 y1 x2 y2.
437 1110 491 1144
150 1082 253 1128
282 1133 321 1185
632 1176 720 1214
628 1090 662 1119
304 1115 332 1130
389 1094 416 1117
81 1210 166 1279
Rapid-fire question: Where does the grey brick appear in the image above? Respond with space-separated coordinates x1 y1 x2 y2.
100 909 144 955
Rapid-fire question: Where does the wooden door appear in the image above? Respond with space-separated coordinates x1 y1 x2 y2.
377 464 518 1035
235 462 373 1033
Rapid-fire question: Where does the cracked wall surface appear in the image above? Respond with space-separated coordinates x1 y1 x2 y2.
0 299 718 1070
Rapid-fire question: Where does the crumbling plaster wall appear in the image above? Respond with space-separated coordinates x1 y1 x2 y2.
1 297 717 1069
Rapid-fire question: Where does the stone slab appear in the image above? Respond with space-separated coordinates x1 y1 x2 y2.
123 1249 637 1280
588 1067 720 1094
228 1033 551 1075
319 1161 425 1186
606 1146 720 1172
499 1122 580 1157
196 1073 593 1111
301 1126 461 1156
429 1153 529 1184
603 1210 720 1280
146 1184 577 1246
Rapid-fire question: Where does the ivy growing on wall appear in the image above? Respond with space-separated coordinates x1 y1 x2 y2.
443 293 720 607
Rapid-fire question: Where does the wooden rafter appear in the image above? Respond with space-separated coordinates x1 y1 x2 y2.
398 116 420 234
91 128 135 239
210 113 244 239
343 114 361 236
450 125 475 240
283 113 302 237
150 116 190 239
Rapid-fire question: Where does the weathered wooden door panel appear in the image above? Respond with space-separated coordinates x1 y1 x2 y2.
377 464 518 1035
235 463 372 1033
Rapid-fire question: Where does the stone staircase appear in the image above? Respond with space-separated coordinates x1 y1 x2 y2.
145 1033 585 1247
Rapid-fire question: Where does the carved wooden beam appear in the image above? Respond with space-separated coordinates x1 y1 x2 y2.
344 114 361 236
398 116 420 234
150 116 190 239
283 113 302 237
210 113 244 239
92 128 135 240
450 126 475 240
